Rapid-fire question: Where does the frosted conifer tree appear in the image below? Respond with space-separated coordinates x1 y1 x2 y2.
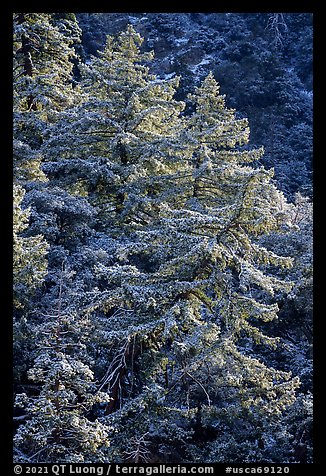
13 184 48 311
14 263 112 463
35 26 194 461
13 13 82 183
88 74 301 462
13 182 49 408
12 10 82 354
13 12 94 267
13 19 305 463
12 12 84 301
42 25 189 231
13 14 109 463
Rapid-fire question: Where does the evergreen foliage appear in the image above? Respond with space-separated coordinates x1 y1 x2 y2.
14 264 112 463
13 16 313 464
76 13 312 199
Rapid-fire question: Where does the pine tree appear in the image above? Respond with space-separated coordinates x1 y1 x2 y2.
13 13 82 183
77 71 300 461
13 14 106 462
14 263 112 463
12 12 92 278
13 183 49 387
12 9 83 353
256 193 313 462
13 184 48 311
12 12 84 302
13 19 306 463
135 73 300 461
33 25 193 462
41 24 189 232
13 13 81 114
